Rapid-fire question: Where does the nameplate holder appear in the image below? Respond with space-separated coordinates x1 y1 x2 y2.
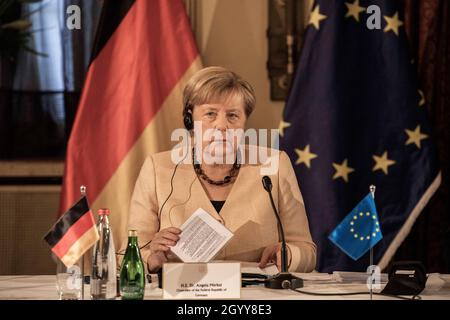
162 262 241 299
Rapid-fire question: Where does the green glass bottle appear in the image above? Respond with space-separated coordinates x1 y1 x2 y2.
119 230 145 300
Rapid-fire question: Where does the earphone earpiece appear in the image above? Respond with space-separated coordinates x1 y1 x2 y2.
184 109 193 131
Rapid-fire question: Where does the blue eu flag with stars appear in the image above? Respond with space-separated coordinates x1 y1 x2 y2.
329 193 382 261
280 0 440 272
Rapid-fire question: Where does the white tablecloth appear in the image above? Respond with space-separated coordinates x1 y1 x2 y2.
1 273 450 300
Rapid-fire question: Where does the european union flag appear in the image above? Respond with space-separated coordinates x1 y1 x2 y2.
329 193 382 260
280 0 440 272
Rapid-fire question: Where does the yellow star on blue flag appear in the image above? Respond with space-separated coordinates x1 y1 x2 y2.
329 193 383 260
280 0 439 272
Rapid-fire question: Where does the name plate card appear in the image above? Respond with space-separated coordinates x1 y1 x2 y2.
162 262 241 299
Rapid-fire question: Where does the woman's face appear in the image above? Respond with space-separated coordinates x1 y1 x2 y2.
192 93 247 164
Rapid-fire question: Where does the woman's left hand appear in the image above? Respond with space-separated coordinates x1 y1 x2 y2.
258 243 290 271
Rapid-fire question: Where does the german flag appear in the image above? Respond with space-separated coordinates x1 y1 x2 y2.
59 0 202 257
45 197 99 267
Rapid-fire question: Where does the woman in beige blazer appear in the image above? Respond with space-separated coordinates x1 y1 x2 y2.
127 67 316 273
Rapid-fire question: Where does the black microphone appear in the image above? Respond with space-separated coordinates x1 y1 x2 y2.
261 175 272 192
261 176 303 290
262 176 288 272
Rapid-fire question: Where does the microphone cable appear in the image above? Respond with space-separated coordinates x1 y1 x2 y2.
241 272 420 300
116 148 189 256
290 288 421 300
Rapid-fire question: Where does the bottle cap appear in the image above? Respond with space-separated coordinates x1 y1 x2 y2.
128 230 138 237
98 208 110 215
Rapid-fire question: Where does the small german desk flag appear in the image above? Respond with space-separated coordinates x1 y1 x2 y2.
44 196 99 267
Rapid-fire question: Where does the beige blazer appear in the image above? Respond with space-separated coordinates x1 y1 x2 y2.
127 146 316 272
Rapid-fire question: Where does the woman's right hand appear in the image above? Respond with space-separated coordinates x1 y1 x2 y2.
147 227 181 272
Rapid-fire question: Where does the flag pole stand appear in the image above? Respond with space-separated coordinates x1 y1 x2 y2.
80 185 87 300
369 185 376 301
80 255 85 300
369 247 373 300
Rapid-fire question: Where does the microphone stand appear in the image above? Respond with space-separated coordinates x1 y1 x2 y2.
262 176 303 289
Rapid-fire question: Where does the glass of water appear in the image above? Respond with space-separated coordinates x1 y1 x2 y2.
56 259 83 300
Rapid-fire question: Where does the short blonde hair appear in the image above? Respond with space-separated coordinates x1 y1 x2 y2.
182 66 256 118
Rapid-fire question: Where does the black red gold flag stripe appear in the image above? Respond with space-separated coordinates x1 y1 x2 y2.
45 196 99 267
59 0 202 255
89 0 135 63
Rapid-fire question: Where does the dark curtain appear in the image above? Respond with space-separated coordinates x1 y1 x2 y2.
393 0 450 273
0 0 102 159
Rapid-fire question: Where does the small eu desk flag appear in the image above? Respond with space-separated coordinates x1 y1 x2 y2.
329 193 382 261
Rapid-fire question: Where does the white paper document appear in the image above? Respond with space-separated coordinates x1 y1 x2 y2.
170 208 234 263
